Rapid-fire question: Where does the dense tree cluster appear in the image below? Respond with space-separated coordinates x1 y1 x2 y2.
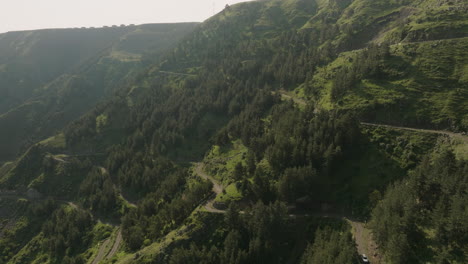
108 148 176 195
301 225 357 264
79 167 119 213
264 106 360 173
121 170 212 250
224 101 361 203
370 149 468 263
41 207 94 263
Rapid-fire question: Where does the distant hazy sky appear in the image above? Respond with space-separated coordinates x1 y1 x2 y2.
1 0 253 33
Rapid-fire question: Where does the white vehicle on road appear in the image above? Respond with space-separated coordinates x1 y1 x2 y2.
361 254 369 263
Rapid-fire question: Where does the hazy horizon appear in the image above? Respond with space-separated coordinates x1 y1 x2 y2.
1 0 252 34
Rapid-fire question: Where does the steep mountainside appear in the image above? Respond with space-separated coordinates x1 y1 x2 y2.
0 0 466 264
0 23 197 163
0 26 131 113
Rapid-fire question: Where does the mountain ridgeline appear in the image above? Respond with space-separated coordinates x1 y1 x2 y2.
0 23 198 163
0 0 467 264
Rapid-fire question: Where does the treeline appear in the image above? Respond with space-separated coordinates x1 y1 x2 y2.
370 148 468 263
41 208 94 263
222 100 361 203
106 147 176 195
79 167 119 214
301 225 357 264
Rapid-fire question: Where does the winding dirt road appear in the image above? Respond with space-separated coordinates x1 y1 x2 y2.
107 229 123 260
159 70 196 77
194 163 223 194
88 167 126 263
192 163 384 262
194 163 225 213
347 220 383 264
361 122 467 141
275 90 307 106
91 229 122 264
91 238 112 264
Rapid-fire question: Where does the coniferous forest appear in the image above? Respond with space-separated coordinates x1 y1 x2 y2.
0 0 467 264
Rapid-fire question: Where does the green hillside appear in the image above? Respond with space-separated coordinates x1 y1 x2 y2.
0 26 131 113
0 23 197 163
0 0 466 264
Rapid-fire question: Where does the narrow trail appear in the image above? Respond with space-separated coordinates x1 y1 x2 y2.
277 90 467 141
347 220 383 264
91 229 122 264
106 230 122 260
0 190 77 208
275 90 307 106
91 238 112 264
395 36 468 46
194 163 223 195
193 163 225 213
344 36 468 55
361 122 467 141
52 156 68 163
276 82 468 142
88 167 126 264
67 202 78 210
203 197 226 214
159 70 196 77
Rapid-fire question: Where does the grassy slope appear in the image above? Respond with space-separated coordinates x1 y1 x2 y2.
238 0 468 132
315 37 468 130
0 27 131 113
297 0 468 131
203 140 248 203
